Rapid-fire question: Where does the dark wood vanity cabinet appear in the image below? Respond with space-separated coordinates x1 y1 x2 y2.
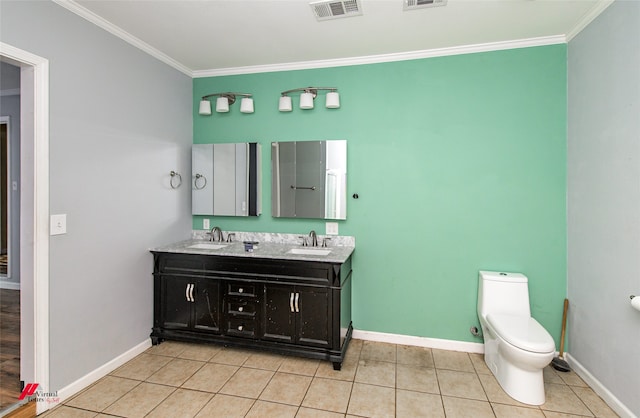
151 252 353 370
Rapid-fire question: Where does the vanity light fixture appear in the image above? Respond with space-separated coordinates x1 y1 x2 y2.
199 92 254 115
279 87 340 111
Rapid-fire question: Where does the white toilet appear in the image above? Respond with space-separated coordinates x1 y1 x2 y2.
477 270 556 405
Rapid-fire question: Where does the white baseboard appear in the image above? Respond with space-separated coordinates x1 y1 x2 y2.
566 353 637 418
352 329 485 354
55 339 152 405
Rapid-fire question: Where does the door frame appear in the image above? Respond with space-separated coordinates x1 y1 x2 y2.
0 116 10 279
0 41 50 415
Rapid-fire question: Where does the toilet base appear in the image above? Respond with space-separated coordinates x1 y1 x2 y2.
482 327 553 405
486 354 546 405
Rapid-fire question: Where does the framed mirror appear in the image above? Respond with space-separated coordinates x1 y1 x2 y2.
271 140 346 220
192 143 261 216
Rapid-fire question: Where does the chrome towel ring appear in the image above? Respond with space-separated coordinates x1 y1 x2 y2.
170 171 182 189
194 173 207 190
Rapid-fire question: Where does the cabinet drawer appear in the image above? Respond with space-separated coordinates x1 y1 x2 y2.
161 254 205 272
226 318 258 338
227 299 258 317
227 283 258 298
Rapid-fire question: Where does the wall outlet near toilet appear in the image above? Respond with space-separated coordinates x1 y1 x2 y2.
326 222 339 235
203 219 210 230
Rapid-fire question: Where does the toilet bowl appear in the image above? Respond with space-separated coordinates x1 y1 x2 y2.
477 271 555 405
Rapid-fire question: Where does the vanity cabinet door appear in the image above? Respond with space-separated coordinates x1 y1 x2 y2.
192 279 221 332
162 275 221 333
262 283 331 348
162 276 194 330
296 286 331 348
262 284 295 343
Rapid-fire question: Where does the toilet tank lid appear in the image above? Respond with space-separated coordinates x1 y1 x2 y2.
479 270 527 283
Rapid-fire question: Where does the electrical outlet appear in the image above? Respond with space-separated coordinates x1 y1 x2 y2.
326 222 339 235
203 219 210 230
50 214 67 235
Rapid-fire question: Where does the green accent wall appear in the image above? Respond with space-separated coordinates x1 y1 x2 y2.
193 44 567 344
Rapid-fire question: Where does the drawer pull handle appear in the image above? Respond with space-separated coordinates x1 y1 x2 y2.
238 288 244 293
289 292 295 312
238 306 244 312
237 325 244 331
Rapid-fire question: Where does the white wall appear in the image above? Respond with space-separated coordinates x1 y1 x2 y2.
0 1 192 390
568 1 640 416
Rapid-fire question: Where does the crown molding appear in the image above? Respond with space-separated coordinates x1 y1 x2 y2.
566 0 615 42
50 0 569 79
192 35 567 78
51 0 192 77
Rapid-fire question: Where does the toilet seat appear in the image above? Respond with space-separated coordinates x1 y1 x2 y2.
487 313 555 353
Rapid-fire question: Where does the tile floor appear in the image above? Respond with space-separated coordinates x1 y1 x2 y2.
41 339 619 417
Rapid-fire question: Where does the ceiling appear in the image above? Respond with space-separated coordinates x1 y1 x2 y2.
58 0 611 77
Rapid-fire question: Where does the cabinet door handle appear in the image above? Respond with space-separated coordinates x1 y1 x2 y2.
238 287 244 293
238 306 244 312
294 292 300 313
237 325 244 331
185 283 194 302
289 292 295 312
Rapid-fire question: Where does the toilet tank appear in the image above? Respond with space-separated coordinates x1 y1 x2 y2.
477 271 531 319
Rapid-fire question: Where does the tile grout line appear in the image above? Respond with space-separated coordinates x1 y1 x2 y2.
46 340 618 418
218 351 258 418
143 353 209 418
293 361 319 415
69 373 146 416
471 351 498 418
565 381 600 418
246 359 278 416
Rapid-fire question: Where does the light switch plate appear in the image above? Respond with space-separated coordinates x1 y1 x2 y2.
326 222 339 235
50 214 67 235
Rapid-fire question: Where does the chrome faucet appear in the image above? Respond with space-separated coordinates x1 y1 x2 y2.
308 230 318 247
209 226 224 242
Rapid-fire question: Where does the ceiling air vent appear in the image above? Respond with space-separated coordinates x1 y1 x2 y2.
310 0 363 21
404 0 447 11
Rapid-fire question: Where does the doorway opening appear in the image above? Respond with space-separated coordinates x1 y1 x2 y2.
0 61 21 412
0 42 50 416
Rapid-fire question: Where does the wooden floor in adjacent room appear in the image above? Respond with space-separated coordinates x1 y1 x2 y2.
0 288 21 411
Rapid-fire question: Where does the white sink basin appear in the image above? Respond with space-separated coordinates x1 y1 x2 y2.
188 243 227 250
287 248 332 256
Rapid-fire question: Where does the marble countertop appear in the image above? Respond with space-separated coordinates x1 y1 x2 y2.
150 237 355 264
